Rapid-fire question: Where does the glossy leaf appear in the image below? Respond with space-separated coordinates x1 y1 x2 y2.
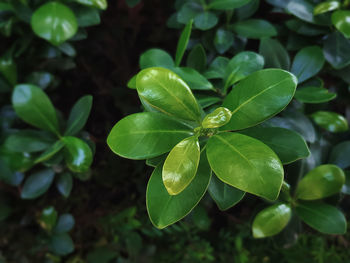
311 111 348 133
231 19 277 38
74 0 107 10
323 32 350 69
40 206 58 233
240 127 310 164
214 29 234 54
208 174 245 210
50 233 74 256
56 173 73 198
286 0 314 23
35 141 65 164
107 112 193 159
252 203 291 238
4 130 52 153
186 44 207 72
12 84 59 135
296 201 346 234
259 38 290 70
175 20 193 67
291 46 325 83
172 67 214 90
329 141 350 169
146 153 211 229
224 51 264 91
202 107 232 128
21 169 55 199
65 95 93 136
314 1 340 15
136 67 201 122
296 164 345 200
54 214 75 234
31 2 78 46
162 136 200 195
295 86 336 103
206 133 284 200
222 69 297 131
208 0 251 10
194 12 218 30
139 49 174 69
332 10 350 39
62 136 93 173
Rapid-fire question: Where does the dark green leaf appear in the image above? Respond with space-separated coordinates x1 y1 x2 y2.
21 169 55 199
25 71 54 89
107 112 193 159
323 32 350 69
208 0 251 10
0 56 17 85
56 173 73 198
332 10 350 39
54 214 75 234
252 203 291 238
35 141 65 164
208 174 245 210
74 0 107 10
259 38 290 70
286 0 314 23
173 67 214 90
31 2 78 46
74 6 101 27
295 86 336 103
186 44 207 72
139 49 174 69
329 141 350 169
4 130 52 153
175 20 193 66
231 19 277 38
65 95 93 136
194 12 218 30
311 111 348 133
222 69 297 131
214 29 234 54
240 127 310 164
50 233 74 256
40 206 58 233
296 201 346 234
146 153 211 229
12 84 60 135
206 133 284 200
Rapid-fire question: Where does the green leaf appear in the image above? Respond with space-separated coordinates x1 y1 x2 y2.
40 206 58 233
286 19 328 36
286 0 314 23
31 2 78 46
126 0 141 8
163 136 200 195
74 0 107 10
194 12 218 30
208 0 251 10
56 173 73 198
54 214 75 234
12 84 60 135
136 67 201 122
4 130 52 153
296 201 346 234
0 56 17 85
35 140 65 164
252 203 291 238
206 133 284 200
146 152 211 229
214 29 234 54
208 174 245 210
329 141 350 169
173 67 214 91
222 69 297 131
240 127 310 164
230 19 277 38
62 136 93 173
314 1 340 15
139 49 175 69
342 171 350 195
186 44 207 72
50 233 74 256
175 20 193 67
176 3 202 24
25 71 54 89
127 75 137 89
259 38 290 70
224 51 264 91
204 56 229 79
296 164 345 200
74 5 101 27
146 154 167 167
21 169 55 199
202 107 232 128
291 46 325 83
196 95 221 108
332 10 350 39
65 95 93 136
311 111 348 133
323 32 350 69
107 112 193 159
295 86 336 103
